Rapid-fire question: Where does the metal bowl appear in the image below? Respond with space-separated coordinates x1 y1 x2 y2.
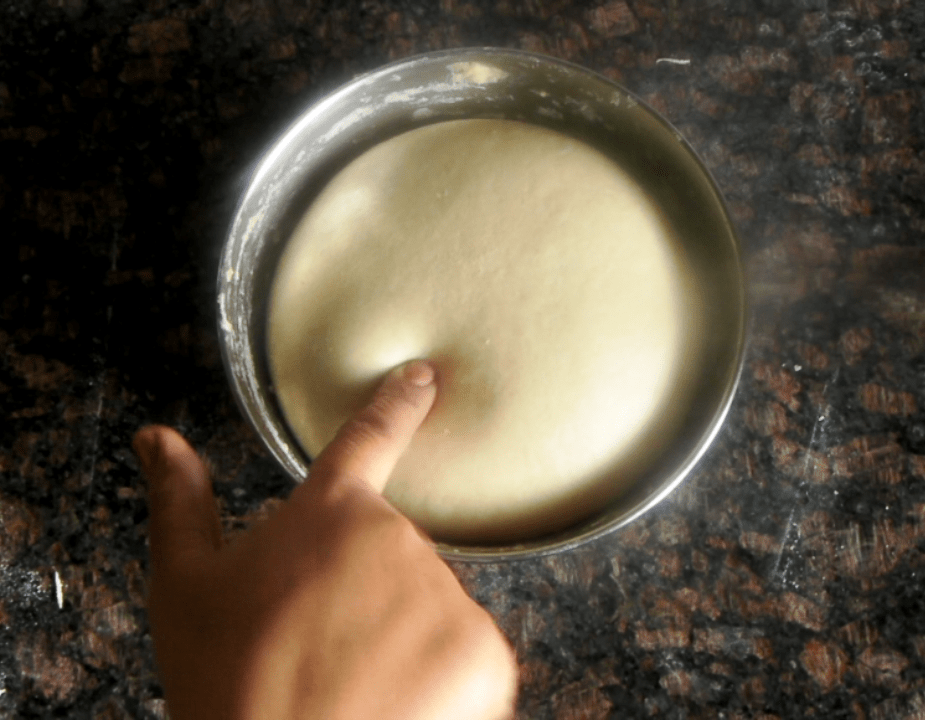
217 48 745 562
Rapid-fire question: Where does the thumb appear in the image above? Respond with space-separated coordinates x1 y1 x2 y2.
134 425 223 573
310 359 438 494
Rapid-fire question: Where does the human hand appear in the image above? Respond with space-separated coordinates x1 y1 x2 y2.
133 360 517 720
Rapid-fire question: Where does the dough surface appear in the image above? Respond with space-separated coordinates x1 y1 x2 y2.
267 119 699 542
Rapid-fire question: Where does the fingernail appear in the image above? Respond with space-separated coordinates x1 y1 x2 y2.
133 429 162 479
404 360 435 387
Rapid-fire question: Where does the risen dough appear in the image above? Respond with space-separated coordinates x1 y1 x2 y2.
267 119 699 543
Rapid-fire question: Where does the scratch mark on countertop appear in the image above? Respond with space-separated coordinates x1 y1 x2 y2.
83 232 118 517
82 390 106 516
54 570 63 609
770 366 840 586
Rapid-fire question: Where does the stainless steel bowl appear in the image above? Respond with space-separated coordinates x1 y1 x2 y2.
217 48 746 562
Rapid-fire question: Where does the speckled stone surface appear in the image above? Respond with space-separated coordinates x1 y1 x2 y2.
2 1 924 718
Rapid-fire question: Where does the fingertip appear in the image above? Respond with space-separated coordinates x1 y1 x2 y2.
373 356 440 432
134 426 201 483
133 425 165 480
372 359 439 425
392 358 439 413
403 359 436 388
311 359 439 495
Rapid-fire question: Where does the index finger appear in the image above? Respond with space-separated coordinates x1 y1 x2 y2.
309 359 438 494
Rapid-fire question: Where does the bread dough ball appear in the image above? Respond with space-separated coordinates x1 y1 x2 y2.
267 119 700 543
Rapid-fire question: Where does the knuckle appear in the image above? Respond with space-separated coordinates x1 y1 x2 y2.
314 471 367 508
346 405 395 446
314 476 402 537
428 611 517 712
464 622 519 702
386 378 426 409
363 379 422 429
358 504 415 544
146 474 179 511
384 512 428 550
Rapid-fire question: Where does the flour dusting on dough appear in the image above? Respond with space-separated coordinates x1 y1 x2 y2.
449 62 508 85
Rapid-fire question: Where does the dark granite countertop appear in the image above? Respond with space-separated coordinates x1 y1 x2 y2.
2 1 924 718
